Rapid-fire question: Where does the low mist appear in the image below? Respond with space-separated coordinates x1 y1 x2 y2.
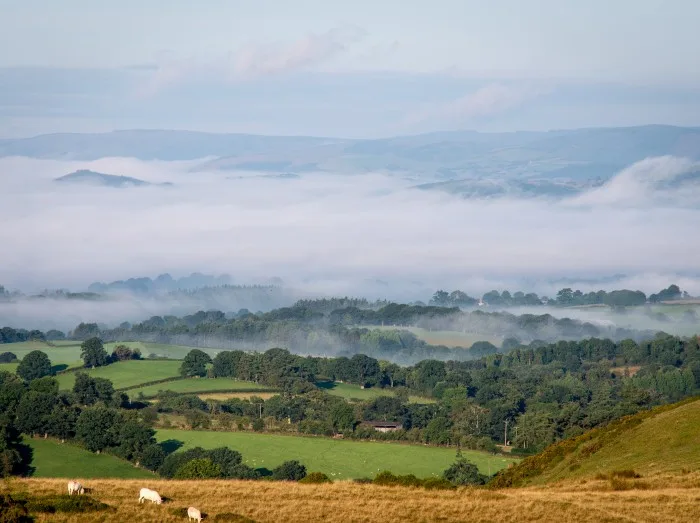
1 155 700 330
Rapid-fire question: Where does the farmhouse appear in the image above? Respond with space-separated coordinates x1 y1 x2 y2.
362 421 403 433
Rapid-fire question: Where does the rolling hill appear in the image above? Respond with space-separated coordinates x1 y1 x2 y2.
491 396 700 487
54 169 172 188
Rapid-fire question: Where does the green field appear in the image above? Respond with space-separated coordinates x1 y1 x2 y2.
156 429 516 479
102 341 225 360
55 360 183 390
0 341 83 372
316 381 434 404
26 438 155 479
129 377 275 398
364 326 503 348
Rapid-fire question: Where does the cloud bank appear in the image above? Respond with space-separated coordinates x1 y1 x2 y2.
1 155 699 301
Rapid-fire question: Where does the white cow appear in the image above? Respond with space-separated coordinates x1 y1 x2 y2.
188 507 202 522
67 480 84 496
138 487 163 504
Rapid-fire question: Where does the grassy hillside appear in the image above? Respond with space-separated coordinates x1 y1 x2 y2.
9 477 700 522
26 438 154 479
156 429 514 479
364 325 502 348
54 360 182 390
492 397 700 487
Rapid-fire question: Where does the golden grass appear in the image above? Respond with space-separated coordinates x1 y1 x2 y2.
6 475 700 523
198 392 278 401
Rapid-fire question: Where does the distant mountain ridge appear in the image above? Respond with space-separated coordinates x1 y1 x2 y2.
54 169 172 188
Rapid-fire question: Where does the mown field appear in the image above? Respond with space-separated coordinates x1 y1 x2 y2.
316 381 434 404
129 377 275 398
9 477 700 523
155 429 514 479
54 360 183 390
25 438 154 479
364 325 503 348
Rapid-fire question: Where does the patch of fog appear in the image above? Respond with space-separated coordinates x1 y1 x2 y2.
1 155 700 329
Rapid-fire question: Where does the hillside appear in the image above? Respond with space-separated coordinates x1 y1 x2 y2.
7 477 700 522
54 169 172 188
492 396 700 487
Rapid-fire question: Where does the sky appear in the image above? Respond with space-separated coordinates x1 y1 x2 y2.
1 0 699 137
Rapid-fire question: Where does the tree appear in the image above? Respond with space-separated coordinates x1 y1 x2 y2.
16 350 53 381
272 460 307 481
329 402 356 433
72 373 114 405
75 406 120 452
140 444 166 471
72 322 101 340
111 344 141 361
442 457 486 485
213 351 244 377
14 391 56 436
80 337 109 368
0 414 28 477
174 458 222 479
47 405 79 441
180 349 212 377
0 352 17 363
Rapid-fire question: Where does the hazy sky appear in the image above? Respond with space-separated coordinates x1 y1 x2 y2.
1 0 699 137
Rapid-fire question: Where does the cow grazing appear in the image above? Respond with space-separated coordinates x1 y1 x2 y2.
188 507 202 522
67 480 84 496
138 487 163 504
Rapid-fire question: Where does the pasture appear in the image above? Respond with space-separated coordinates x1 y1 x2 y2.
197 392 279 401
25 438 154 479
54 360 183 390
316 381 434 404
364 325 502 348
156 429 514 479
0 340 83 372
10 476 700 523
129 377 276 398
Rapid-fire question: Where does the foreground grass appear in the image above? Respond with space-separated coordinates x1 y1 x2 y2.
129 377 275 398
25 438 154 479
7 477 700 523
316 381 434 404
156 429 514 479
54 360 183 390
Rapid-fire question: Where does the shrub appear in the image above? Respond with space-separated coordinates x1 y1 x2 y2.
213 513 257 522
611 469 640 478
26 495 110 513
271 460 307 481
609 478 650 491
0 352 17 364
353 477 373 484
442 458 486 486
299 472 331 484
174 458 223 479
422 477 455 490
0 494 31 523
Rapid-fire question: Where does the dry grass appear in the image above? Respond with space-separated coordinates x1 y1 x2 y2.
198 392 278 401
5 476 700 522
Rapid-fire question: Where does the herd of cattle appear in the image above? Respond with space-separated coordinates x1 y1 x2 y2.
67 480 202 522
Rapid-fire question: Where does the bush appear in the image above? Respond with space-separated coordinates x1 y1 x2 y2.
271 460 307 481
353 477 373 484
299 472 331 484
0 352 17 364
442 458 486 486
422 477 455 490
26 495 110 513
611 469 641 478
174 458 223 479
213 513 257 523
0 494 31 523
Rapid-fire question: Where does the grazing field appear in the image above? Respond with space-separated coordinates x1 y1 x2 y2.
54 360 183 390
104 341 225 360
129 377 276 398
364 325 503 348
0 340 83 371
10 477 700 523
25 438 154 479
316 381 434 404
156 429 514 479
197 391 279 401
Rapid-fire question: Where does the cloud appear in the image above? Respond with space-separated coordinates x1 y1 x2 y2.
138 26 366 96
2 155 700 301
567 156 700 207
404 83 551 125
